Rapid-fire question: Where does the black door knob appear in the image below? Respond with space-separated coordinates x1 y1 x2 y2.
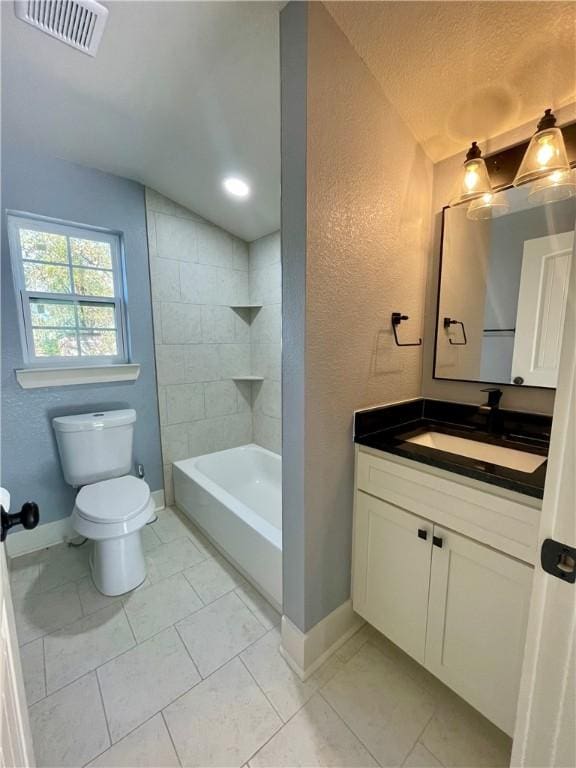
1 502 40 543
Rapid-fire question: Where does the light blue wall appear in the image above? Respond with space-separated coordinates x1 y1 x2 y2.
1 145 163 525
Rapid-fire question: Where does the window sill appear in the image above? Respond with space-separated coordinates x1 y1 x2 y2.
15 364 141 389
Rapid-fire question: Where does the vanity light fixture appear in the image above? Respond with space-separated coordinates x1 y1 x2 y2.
513 109 573 189
449 142 493 206
528 168 576 204
466 190 510 220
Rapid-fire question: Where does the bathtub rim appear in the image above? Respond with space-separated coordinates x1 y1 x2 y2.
173 443 282 551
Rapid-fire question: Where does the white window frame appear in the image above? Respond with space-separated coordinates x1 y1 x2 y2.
7 212 129 368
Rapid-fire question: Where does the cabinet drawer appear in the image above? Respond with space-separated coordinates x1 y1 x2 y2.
357 447 540 563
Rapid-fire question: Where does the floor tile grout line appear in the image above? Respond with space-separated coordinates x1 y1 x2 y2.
121 603 138 646
42 613 137 699
173 622 202 681
94 670 114 755
41 636 47 703
160 710 183 768
238 654 285 724
173 601 268 681
233 585 280 630
317 689 385 768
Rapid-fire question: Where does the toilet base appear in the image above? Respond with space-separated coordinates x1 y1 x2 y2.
91 531 146 596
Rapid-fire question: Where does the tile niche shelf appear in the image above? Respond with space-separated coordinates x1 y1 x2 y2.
231 375 264 382
230 304 262 310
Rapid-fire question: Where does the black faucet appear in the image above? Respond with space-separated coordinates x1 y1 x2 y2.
479 388 503 433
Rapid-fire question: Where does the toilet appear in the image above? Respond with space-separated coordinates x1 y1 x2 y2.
53 409 154 596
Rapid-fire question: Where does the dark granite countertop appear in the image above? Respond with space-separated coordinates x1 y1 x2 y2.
354 399 551 500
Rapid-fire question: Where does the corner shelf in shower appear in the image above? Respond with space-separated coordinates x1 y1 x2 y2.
230 304 263 310
231 376 264 382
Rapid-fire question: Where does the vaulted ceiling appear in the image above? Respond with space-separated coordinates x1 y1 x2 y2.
2 1 281 241
3 2 574 242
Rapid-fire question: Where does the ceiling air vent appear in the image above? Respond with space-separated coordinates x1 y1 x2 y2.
14 0 109 57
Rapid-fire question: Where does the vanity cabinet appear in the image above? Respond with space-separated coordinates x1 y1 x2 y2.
353 447 538 736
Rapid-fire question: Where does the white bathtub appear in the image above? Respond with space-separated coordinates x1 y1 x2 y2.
173 444 282 609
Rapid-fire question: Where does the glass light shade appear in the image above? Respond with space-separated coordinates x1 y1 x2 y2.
449 151 493 206
528 169 576 204
466 191 510 220
513 126 571 187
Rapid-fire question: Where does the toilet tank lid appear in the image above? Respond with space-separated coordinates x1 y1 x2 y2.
53 409 137 433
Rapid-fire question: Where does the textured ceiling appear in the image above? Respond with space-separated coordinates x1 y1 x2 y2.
326 1 576 161
2 1 281 241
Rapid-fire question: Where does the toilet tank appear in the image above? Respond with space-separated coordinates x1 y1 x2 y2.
53 409 136 487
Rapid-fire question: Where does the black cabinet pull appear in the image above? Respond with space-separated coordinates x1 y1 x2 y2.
433 535 443 548
418 528 428 540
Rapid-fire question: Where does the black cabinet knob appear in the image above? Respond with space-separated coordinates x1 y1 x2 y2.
433 535 444 548
1 502 40 543
418 528 428 540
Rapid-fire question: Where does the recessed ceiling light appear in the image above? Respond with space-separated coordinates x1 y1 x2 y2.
223 177 250 199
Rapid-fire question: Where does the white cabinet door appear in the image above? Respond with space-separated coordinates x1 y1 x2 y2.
352 492 432 664
425 527 533 736
511 231 573 388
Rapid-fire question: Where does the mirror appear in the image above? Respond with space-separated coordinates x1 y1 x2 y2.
434 187 575 388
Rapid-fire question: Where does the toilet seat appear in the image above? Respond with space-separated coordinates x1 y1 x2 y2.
76 476 150 523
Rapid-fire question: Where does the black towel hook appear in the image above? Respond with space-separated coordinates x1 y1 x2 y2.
391 313 422 347
443 317 467 346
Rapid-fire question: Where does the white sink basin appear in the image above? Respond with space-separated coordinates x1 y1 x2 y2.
406 431 547 474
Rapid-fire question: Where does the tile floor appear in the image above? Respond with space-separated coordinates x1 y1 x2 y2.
10 507 512 768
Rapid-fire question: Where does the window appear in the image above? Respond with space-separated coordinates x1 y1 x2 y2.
7 214 128 366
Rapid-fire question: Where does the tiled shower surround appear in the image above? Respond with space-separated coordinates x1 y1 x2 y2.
145 190 281 503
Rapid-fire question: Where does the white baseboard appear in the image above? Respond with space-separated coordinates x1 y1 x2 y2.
5 488 166 558
151 489 165 513
5 516 75 558
280 599 364 680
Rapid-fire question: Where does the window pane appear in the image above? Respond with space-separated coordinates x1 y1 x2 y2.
73 268 114 297
20 229 68 263
23 263 71 293
79 330 118 356
33 329 78 357
70 238 113 269
78 303 116 329
30 299 76 328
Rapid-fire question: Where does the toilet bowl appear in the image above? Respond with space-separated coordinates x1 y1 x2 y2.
72 475 155 596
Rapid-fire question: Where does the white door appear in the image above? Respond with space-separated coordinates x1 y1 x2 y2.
511 231 573 388
352 492 432 664
511 229 575 767
0 491 35 768
425 526 533 736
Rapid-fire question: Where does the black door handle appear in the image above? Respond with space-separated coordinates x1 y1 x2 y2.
541 538 576 583
1 502 40 543
433 535 443 548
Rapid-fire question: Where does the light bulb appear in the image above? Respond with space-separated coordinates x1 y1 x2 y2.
464 164 480 191
514 110 571 187
536 138 555 168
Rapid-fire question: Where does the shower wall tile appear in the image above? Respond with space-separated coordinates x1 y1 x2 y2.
160 303 202 344
197 224 235 269
146 189 254 502
149 257 180 302
204 381 239 419
166 383 205 425
249 232 282 455
156 213 199 262
201 307 236 343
